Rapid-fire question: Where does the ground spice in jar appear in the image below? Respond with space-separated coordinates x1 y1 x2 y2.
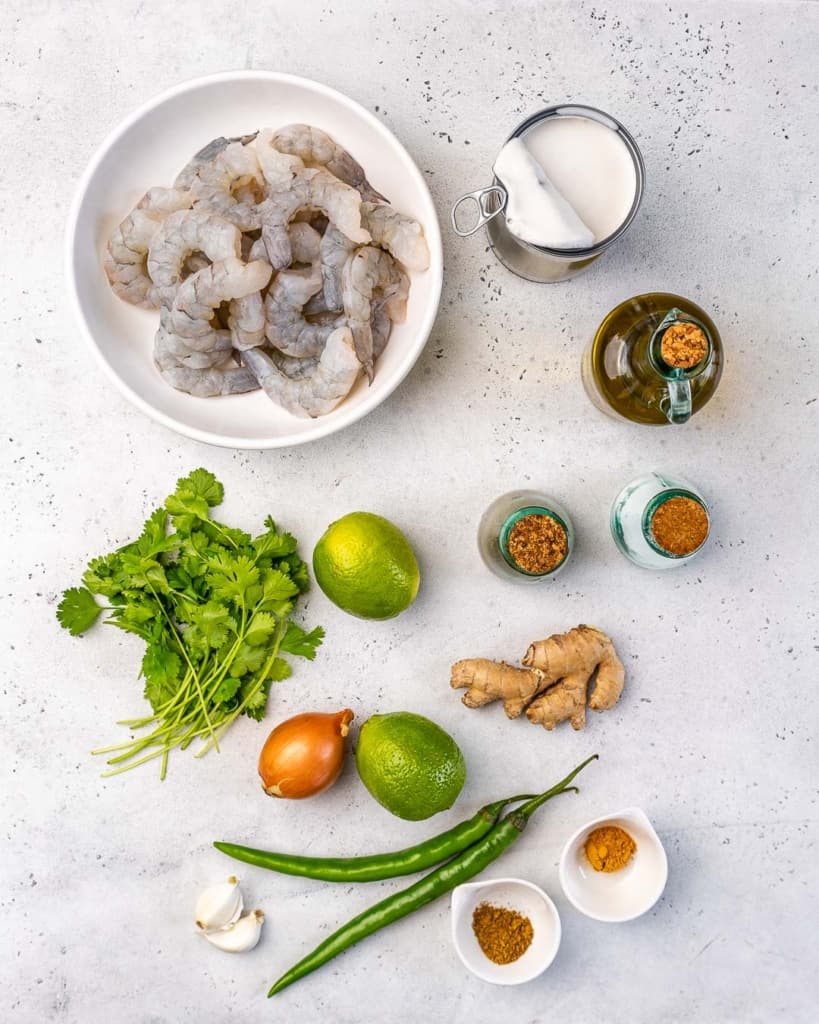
584 825 637 872
660 322 708 369
506 514 568 574
471 902 534 965
650 496 709 556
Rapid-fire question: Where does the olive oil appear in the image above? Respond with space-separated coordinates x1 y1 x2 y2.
582 293 723 425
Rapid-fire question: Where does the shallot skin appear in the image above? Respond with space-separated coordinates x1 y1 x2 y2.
258 709 354 799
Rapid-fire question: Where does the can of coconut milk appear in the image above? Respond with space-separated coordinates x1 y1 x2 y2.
451 104 645 283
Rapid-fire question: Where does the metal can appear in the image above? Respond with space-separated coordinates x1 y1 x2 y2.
451 104 645 283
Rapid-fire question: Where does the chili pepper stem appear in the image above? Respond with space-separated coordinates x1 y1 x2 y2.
509 754 598 828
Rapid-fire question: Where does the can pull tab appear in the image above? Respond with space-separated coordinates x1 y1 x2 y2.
450 185 507 236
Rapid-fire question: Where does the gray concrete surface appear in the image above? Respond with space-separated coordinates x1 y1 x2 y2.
2 1 817 1021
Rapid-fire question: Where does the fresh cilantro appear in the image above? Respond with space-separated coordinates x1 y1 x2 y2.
280 622 325 661
56 470 323 779
56 587 103 636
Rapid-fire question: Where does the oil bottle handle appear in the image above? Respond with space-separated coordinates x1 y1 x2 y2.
450 185 507 236
662 377 692 424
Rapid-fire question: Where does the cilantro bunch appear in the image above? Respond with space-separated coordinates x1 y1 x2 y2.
57 469 323 779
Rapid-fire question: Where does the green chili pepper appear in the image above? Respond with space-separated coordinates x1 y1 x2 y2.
213 792 537 884
267 754 597 997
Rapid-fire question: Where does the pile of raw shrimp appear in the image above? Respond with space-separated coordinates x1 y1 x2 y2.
104 125 430 417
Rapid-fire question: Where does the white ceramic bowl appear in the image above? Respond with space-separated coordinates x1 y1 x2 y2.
451 878 561 985
558 807 668 923
66 71 443 449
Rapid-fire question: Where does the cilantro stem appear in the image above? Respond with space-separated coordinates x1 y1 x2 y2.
195 618 287 758
146 583 218 752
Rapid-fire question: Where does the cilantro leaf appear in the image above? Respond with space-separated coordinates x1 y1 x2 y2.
82 554 126 598
186 600 237 650
175 468 224 508
141 645 183 710
280 622 325 661
241 678 272 721
212 675 243 706
57 587 103 636
257 568 300 611
230 641 267 676
267 657 292 682
244 611 279 647
252 528 298 561
206 552 260 607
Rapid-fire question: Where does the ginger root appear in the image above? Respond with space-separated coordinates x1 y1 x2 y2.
451 624 624 731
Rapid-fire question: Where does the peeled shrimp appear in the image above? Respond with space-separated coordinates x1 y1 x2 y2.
260 167 370 270
362 202 430 272
160 364 261 398
318 226 357 311
187 141 265 231
147 210 242 301
229 287 267 351
342 247 408 378
264 263 341 358
174 134 258 189
242 326 361 417
103 187 192 308
164 257 272 344
269 124 386 202
153 323 233 370
288 222 322 266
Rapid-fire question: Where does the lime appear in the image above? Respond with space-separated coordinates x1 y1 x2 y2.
355 711 466 820
313 512 420 620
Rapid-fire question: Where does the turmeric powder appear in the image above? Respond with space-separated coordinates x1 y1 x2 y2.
584 825 636 872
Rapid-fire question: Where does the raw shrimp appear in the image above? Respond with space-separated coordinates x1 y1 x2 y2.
288 222 322 266
255 128 304 190
342 246 408 378
160 363 260 398
229 289 267 351
362 202 430 272
264 264 340 358
269 124 386 202
260 167 370 270
147 209 242 301
188 141 265 231
319 226 357 311
242 326 361 417
103 187 192 308
174 134 258 189
165 257 272 344
153 323 233 370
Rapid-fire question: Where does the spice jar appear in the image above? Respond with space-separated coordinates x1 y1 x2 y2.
478 490 575 582
610 472 711 569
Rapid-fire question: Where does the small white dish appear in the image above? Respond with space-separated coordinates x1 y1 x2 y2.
66 70 443 449
558 807 668 923
451 877 561 985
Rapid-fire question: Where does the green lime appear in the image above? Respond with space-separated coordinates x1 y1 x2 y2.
313 512 420 620
355 711 466 820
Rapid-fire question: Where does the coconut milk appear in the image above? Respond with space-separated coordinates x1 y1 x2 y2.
520 115 638 247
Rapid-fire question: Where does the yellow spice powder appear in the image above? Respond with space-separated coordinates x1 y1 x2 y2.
584 825 637 873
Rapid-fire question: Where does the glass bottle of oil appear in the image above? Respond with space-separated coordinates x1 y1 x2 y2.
581 293 723 425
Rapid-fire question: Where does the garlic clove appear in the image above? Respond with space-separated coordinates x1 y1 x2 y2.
195 876 243 933
201 910 265 953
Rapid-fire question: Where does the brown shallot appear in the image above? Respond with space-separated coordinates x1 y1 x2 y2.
258 709 354 798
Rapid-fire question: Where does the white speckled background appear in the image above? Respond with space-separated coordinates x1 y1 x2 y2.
2 1 817 1021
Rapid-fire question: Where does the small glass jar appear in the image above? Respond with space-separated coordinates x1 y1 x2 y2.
610 472 711 569
478 490 575 582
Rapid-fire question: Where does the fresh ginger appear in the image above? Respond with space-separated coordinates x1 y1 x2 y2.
451 624 624 731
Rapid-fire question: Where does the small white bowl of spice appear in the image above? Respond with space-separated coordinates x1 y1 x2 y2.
558 807 668 922
451 877 561 985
